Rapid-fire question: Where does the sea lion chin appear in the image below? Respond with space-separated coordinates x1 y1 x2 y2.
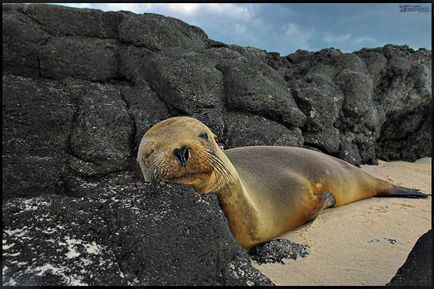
137 116 429 249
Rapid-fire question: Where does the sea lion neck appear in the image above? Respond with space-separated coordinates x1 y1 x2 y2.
214 151 262 248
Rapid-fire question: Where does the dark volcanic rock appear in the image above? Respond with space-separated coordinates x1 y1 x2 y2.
2 75 73 156
1 3 432 286
21 3 123 39
4 3 430 165
2 75 74 198
121 83 171 151
386 230 432 286
336 69 375 120
2 5 50 77
39 36 119 81
290 73 344 133
334 69 385 165
376 109 432 161
2 178 273 286
119 13 208 51
330 53 370 75
2 194 128 286
289 73 344 153
143 49 227 136
285 48 342 81
118 44 153 83
355 50 388 87
224 112 303 148
145 49 224 114
249 239 310 265
337 139 362 166
218 59 306 128
67 80 134 177
373 48 432 161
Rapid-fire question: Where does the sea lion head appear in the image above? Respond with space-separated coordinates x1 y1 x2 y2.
137 117 232 194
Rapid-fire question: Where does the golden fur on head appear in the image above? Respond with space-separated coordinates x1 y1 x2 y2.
137 117 232 194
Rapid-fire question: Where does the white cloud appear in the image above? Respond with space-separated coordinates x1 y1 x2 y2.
281 23 314 50
56 3 91 9
354 35 378 44
205 3 254 18
322 32 352 43
321 33 380 50
166 3 201 16
101 3 254 19
234 23 247 34
104 3 143 10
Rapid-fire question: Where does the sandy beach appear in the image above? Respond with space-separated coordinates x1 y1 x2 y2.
252 158 432 286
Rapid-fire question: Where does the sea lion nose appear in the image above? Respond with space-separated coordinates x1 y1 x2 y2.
173 145 189 166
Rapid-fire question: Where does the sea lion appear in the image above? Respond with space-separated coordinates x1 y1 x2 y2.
137 116 429 249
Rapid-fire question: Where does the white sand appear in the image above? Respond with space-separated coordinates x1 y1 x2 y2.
252 158 432 286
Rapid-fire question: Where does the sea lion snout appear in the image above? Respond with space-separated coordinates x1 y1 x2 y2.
173 145 190 166
138 116 233 193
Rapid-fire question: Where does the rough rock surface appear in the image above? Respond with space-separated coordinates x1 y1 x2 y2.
249 239 310 265
3 4 431 167
2 3 432 286
387 230 432 286
2 175 273 286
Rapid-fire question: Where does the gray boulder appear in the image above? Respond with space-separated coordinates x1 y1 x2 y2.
2 4 50 77
119 44 153 83
387 230 432 286
289 73 344 153
66 80 134 177
224 112 304 148
143 49 227 136
2 176 273 286
39 37 119 81
144 49 224 114
21 3 123 38
334 69 384 165
119 13 208 51
2 75 74 198
218 59 306 128
121 83 171 152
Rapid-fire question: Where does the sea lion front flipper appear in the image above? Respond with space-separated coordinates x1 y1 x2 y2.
307 192 336 223
321 191 336 208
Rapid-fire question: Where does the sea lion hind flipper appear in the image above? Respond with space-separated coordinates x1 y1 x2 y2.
380 186 430 199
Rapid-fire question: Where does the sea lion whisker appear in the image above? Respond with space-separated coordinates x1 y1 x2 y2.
151 156 166 181
214 158 231 182
207 154 230 182
208 155 232 185
200 152 225 182
208 151 229 175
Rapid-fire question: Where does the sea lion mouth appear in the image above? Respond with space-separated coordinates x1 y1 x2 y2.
169 171 210 182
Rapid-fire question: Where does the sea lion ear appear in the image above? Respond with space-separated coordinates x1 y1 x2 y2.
137 137 156 183
141 166 152 183
133 160 150 183
136 156 153 183
139 137 156 158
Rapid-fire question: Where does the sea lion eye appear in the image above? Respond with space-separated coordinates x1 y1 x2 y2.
199 132 209 141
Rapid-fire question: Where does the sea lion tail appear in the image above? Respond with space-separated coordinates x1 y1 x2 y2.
378 185 430 199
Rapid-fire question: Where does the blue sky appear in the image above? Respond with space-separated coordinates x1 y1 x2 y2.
55 3 431 56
